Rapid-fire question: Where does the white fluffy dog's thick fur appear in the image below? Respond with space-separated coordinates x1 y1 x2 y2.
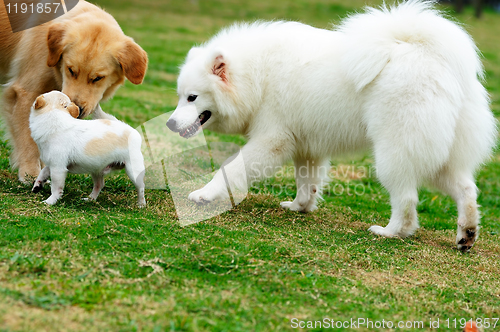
167 0 497 250
30 91 146 207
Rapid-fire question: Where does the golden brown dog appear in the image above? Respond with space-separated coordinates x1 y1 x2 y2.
0 0 148 182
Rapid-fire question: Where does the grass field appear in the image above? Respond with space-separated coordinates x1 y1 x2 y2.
1 0 500 331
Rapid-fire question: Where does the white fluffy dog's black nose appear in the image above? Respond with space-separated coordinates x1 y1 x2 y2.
166 118 178 132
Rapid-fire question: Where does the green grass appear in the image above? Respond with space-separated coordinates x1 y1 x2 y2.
1 0 500 331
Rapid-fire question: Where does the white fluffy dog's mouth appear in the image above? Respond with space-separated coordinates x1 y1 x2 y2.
180 110 211 138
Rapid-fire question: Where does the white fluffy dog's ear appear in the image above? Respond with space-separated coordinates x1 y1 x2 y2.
187 47 203 61
210 52 228 84
34 95 46 110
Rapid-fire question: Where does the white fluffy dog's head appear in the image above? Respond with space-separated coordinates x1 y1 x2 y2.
167 46 240 138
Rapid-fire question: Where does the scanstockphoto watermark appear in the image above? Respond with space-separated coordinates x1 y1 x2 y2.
290 317 499 330
291 318 425 329
248 161 376 197
137 111 376 226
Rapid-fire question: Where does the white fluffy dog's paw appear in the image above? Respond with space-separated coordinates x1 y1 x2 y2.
280 201 300 211
188 186 228 204
188 189 211 204
280 200 317 213
368 225 398 238
456 227 478 252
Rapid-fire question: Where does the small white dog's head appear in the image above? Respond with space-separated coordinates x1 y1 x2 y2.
166 47 233 138
32 91 80 118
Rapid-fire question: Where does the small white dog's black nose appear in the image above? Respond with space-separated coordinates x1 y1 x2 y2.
166 118 178 132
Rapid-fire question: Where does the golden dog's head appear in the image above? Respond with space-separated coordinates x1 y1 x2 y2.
46 11 148 118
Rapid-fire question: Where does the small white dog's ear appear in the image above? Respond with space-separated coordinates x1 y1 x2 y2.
211 53 228 84
67 102 80 118
34 95 46 110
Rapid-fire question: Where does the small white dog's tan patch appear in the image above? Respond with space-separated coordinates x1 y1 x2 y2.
34 95 47 110
99 119 113 126
67 103 79 118
84 130 131 157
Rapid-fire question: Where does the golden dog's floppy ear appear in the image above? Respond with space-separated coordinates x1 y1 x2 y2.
67 102 80 119
34 95 46 110
47 23 66 67
116 38 148 85
211 53 228 84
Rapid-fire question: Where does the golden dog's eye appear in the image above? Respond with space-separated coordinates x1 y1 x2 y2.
68 67 76 78
92 76 104 83
187 95 197 102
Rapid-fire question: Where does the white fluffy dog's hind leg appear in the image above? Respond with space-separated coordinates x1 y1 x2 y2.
432 169 480 251
369 184 419 238
281 159 330 212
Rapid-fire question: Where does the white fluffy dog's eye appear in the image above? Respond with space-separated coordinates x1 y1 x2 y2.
187 95 198 102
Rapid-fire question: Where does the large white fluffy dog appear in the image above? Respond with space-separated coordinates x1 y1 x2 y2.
167 0 497 250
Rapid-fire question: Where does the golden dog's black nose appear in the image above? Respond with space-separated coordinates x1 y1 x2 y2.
77 106 84 119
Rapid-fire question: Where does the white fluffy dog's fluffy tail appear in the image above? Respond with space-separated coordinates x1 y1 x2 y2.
338 0 483 92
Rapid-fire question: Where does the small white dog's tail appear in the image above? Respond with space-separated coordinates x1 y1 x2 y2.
338 0 483 92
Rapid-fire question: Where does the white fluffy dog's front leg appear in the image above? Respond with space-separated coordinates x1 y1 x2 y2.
188 170 230 204
188 134 293 205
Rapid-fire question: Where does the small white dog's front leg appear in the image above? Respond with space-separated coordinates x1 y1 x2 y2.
43 168 67 205
32 166 51 193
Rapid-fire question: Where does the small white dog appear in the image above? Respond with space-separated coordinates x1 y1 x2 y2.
167 0 497 250
29 91 146 207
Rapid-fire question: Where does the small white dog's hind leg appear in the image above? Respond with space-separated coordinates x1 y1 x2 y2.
32 166 50 193
432 169 480 251
43 168 67 205
281 159 329 212
125 164 146 208
84 173 105 201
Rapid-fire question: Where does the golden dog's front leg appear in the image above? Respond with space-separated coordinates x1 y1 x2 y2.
6 85 43 183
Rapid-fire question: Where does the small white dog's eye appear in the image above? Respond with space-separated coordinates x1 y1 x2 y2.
187 95 197 102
